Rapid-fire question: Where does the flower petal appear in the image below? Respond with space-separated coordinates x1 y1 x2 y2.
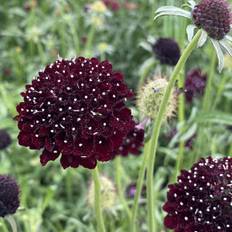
220 39 232 56
186 24 197 42
211 39 224 72
197 30 208 48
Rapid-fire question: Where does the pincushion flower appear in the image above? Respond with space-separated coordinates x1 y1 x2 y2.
155 0 232 72
184 68 207 103
116 124 144 156
0 175 20 217
0 129 12 150
16 57 135 169
163 156 232 231
152 38 181 66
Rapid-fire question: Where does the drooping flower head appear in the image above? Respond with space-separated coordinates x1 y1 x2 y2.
16 57 135 169
152 38 181 66
0 175 20 217
163 156 232 231
116 124 144 157
192 0 231 40
184 69 207 103
0 129 12 150
155 0 232 72
137 77 176 121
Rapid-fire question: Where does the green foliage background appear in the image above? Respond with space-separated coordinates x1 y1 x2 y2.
0 0 232 231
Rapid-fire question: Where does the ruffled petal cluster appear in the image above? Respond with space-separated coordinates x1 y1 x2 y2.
16 57 135 169
164 157 232 232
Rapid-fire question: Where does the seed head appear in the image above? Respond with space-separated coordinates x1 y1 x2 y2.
0 175 20 217
16 57 135 169
163 156 232 231
192 0 231 40
88 175 116 210
152 38 181 66
0 129 12 150
137 78 176 121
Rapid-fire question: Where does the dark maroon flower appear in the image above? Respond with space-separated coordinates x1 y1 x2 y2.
152 38 180 66
102 0 121 11
0 175 20 217
126 182 146 199
116 125 144 156
163 156 232 232
192 0 231 40
16 57 135 169
184 69 207 103
0 129 12 150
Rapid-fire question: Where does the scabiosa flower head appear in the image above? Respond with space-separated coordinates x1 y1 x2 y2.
16 57 135 169
152 38 181 66
184 69 207 103
192 0 231 40
102 0 120 11
155 0 232 72
137 77 176 120
88 175 116 210
0 175 20 217
126 182 146 199
163 156 232 231
116 124 144 156
0 129 12 150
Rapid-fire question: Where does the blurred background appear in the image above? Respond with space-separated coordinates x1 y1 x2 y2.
0 0 232 231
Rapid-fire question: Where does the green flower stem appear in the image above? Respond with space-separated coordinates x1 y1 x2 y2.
174 70 186 181
131 141 150 232
5 215 17 232
92 165 106 232
115 156 132 220
146 30 202 232
194 50 216 162
202 51 217 112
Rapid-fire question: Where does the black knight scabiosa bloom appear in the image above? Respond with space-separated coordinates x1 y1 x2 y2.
152 38 181 66
163 156 232 231
155 0 232 72
116 124 144 156
0 129 12 150
0 175 20 217
16 57 135 169
184 69 207 103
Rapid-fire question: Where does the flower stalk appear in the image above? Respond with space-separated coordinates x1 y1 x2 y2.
146 30 202 232
92 166 106 232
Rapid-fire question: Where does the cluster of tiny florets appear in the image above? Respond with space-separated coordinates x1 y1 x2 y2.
152 38 181 66
0 175 20 217
192 0 231 40
0 129 12 150
116 125 144 156
16 57 135 169
184 69 207 103
163 156 232 232
137 78 176 121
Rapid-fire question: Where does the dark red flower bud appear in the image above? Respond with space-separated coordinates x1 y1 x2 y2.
192 0 231 40
152 38 181 66
0 129 12 150
184 69 207 103
163 156 232 231
0 175 20 217
16 57 135 169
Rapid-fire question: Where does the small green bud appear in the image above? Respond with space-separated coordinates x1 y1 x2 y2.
137 77 176 120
